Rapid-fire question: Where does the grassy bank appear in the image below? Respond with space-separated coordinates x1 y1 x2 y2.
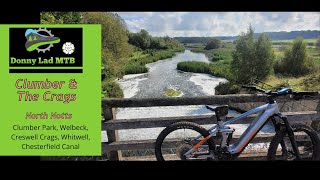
177 61 231 79
102 48 184 98
124 48 184 75
262 73 320 91
188 43 234 62
182 43 234 79
184 41 320 93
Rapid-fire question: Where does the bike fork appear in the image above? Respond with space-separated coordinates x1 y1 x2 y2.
282 116 302 160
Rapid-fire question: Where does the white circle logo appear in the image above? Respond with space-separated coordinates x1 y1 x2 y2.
62 42 75 55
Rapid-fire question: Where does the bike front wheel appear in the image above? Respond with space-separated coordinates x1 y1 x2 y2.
155 121 215 161
267 124 320 160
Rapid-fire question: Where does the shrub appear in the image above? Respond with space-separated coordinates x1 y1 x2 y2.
274 37 314 76
177 61 211 74
231 27 274 84
102 79 124 98
211 54 225 62
215 82 241 95
124 64 148 75
205 39 221 50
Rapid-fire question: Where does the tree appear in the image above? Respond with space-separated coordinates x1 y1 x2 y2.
255 33 274 80
40 12 81 24
129 30 183 50
231 26 274 84
204 39 221 50
81 12 131 60
41 12 130 98
128 29 152 50
274 37 313 76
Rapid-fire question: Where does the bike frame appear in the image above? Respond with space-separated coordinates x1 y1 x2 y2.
186 101 281 157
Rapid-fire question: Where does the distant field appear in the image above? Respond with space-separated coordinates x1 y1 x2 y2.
272 38 317 44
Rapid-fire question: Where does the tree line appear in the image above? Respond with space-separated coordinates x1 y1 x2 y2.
216 26 318 94
175 30 320 44
128 29 183 50
40 12 185 98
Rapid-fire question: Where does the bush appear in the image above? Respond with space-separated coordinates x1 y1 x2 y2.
274 37 314 76
177 61 211 74
124 64 148 75
215 82 241 95
231 26 274 84
102 79 124 98
177 61 232 80
205 39 221 50
211 54 225 62
302 73 320 91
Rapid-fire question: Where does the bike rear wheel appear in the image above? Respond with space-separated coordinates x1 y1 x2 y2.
267 124 320 160
155 122 215 161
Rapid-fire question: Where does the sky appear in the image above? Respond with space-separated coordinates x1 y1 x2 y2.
116 12 320 37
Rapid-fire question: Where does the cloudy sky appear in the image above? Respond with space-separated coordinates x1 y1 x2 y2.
117 12 320 37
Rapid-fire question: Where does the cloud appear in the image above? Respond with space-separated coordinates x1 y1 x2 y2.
117 12 320 37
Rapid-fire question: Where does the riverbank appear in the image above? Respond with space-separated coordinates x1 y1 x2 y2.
124 48 185 75
184 43 320 92
117 50 227 99
102 48 184 98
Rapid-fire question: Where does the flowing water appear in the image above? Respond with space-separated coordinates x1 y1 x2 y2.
102 50 274 151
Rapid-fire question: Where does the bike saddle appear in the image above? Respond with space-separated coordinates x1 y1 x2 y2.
205 105 229 117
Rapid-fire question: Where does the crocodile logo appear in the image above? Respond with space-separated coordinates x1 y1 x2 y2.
25 28 60 53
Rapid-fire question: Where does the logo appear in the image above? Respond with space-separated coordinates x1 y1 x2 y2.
62 42 75 55
9 27 83 73
25 28 60 53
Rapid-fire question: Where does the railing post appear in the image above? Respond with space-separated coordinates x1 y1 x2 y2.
103 104 122 161
311 101 320 133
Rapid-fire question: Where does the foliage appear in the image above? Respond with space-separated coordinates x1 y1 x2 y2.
302 73 320 91
102 79 124 98
316 37 320 50
40 12 81 24
177 61 232 80
274 37 314 76
175 31 320 44
231 26 275 84
124 63 148 75
129 30 184 50
164 89 182 97
215 82 241 95
177 61 211 74
204 39 221 50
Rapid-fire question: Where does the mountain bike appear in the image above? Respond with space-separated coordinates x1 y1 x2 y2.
155 86 320 161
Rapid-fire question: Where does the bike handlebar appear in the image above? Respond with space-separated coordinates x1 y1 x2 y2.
241 85 317 99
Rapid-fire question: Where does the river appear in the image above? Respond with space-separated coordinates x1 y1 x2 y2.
102 50 274 147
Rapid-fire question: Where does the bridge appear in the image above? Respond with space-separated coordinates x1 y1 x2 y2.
102 93 320 161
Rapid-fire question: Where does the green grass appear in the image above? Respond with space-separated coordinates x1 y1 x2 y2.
124 63 148 74
128 51 148 60
177 61 232 79
187 43 234 62
102 78 124 98
262 73 320 91
182 42 320 93
272 38 317 44
177 61 211 74
124 48 185 75
164 89 182 97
